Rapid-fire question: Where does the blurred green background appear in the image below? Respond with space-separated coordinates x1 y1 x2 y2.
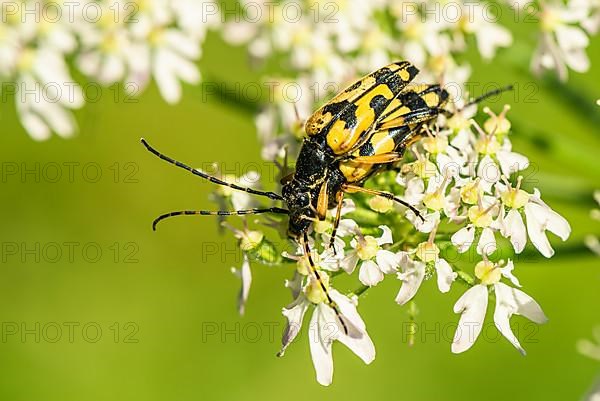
1 20 600 401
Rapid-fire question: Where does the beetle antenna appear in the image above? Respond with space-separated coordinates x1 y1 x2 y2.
460 85 514 111
141 138 284 201
152 207 289 231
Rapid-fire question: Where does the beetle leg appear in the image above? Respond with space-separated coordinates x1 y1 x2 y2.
328 191 345 255
346 152 403 164
316 181 329 221
342 184 424 222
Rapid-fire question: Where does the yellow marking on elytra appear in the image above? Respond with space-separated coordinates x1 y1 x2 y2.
305 62 413 137
338 128 398 182
422 91 440 108
328 84 394 154
370 130 395 154
336 76 376 103
326 120 349 151
409 84 429 92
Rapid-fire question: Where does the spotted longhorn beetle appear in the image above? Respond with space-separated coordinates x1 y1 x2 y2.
141 61 511 332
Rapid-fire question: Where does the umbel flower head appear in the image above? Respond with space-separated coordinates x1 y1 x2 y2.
0 0 219 139
207 99 571 385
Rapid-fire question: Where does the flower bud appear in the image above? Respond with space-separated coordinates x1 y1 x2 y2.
484 118 511 137
447 114 469 132
540 7 560 32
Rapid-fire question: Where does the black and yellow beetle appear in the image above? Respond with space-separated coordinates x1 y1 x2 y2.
142 61 508 330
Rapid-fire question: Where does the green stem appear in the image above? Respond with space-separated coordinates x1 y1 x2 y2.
353 284 370 297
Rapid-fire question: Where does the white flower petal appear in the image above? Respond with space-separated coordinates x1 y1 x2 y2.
452 226 475 253
435 259 457 293
496 282 548 324
376 250 400 274
505 209 527 253
319 247 343 272
309 305 335 386
496 150 529 176
279 294 310 356
545 208 571 241
477 155 501 192
494 282 548 355
556 24 589 50
407 210 440 233
154 60 181 104
477 227 497 256
329 290 375 365
341 251 360 274
402 177 425 204
376 225 393 245
20 112 50 141
230 254 252 315
33 98 76 138
340 199 356 215
395 260 425 305
307 290 375 386
452 285 488 353
500 260 521 287
524 203 555 257
337 218 359 237
359 260 384 287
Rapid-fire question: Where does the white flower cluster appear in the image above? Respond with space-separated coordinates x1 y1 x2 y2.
222 104 571 385
222 0 516 159
6 0 597 141
216 4 580 382
528 0 600 81
0 0 219 139
223 0 512 83
229 0 599 160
